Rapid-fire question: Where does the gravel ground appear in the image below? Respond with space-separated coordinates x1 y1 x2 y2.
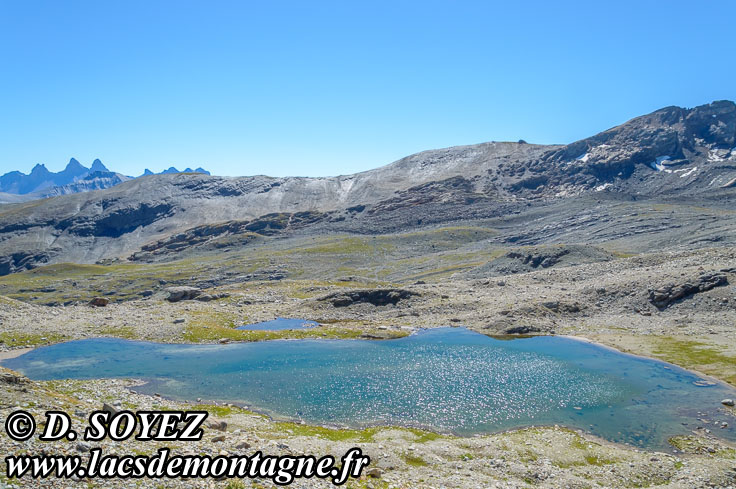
1 246 736 488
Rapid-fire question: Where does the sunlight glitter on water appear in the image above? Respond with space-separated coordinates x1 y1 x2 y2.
3 327 735 449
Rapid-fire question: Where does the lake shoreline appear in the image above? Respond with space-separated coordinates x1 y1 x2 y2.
5 327 735 452
4 329 734 393
0 346 33 360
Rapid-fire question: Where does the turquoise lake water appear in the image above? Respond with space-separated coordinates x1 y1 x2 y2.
3 327 734 449
236 318 318 330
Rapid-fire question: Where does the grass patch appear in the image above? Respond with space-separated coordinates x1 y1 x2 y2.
345 480 389 489
669 436 736 458
584 454 618 466
191 404 266 418
553 453 618 468
96 326 139 340
0 255 261 305
271 422 443 444
278 237 395 255
570 435 596 450
187 310 239 329
181 324 367 343
408 428 442 443
652 337 736 386
517 448 538 463
400 452 429 467
223 481 246 489
274 423 381 442
0 331 66 347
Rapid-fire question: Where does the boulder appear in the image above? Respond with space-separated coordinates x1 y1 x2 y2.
207 419 228 431
722 399 735 407
76 442 92 453
0 372 29 385
164 286 202 302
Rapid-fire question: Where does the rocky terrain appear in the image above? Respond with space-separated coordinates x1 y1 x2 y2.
0 100 735 488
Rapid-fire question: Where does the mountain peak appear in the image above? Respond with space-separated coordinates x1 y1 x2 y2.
30 163 50 175
65 158 84 170
90 159 108 172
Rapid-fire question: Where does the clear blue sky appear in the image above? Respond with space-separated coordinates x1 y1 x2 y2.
1 1 734 177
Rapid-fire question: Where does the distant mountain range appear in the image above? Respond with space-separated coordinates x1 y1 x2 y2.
0 159 209 201
0 100 734 275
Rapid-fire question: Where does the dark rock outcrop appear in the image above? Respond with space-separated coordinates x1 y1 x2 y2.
648 272 728 309
464 245 616 278
504 325 542 335
0 251 54 275
0 371 29 385
130 211 326 261
320 289 419 307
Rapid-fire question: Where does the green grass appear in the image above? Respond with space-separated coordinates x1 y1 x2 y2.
400 452 429 467
0 254 263 304
278 236 395 255
345 480 390 489
517 448 538 462
181 324 369 343
583 454 618 466
271 422 443 444
553 452 618 468
274 423 381 442
0 331 67 347
95 326 139 339
190 404 267 419
669 436 736 458
223 481 246 489
652 337 736 386
180 306 409 343
570 435 595 450
0 223 505 304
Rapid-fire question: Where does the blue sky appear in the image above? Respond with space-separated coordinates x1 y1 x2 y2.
1 1 734 177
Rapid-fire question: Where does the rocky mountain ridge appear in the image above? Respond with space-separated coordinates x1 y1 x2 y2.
0 159 210 201
0 100 734 275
